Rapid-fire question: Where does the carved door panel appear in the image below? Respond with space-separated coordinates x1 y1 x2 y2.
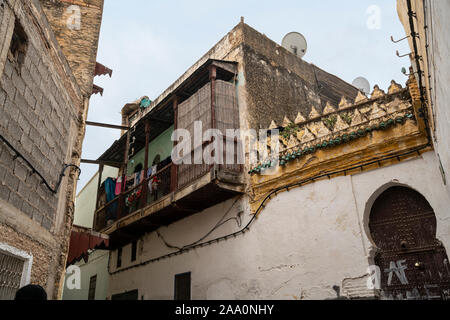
369 186 450 300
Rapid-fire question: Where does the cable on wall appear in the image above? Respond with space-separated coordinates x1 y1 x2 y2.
108 144 430 275
0 134 81 195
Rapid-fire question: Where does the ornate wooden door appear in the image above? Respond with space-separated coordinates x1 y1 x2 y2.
369 186 450 300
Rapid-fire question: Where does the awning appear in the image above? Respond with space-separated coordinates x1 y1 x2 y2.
66 227 109 266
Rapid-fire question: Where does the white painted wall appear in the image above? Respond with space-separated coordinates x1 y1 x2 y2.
108 151 450 300
62 167 116 300
424 0 450 197
74 166 118 228
62 250 109 300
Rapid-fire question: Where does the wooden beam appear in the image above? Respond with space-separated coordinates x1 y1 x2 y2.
86 121 130 131
171 96 178 192
141 120 151 208
150 117 172 125
80 159 123 167
94 164 104 225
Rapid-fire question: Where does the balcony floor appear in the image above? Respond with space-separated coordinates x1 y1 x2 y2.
103 170 244 249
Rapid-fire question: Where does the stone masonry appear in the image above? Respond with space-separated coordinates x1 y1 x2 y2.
0 0 103 299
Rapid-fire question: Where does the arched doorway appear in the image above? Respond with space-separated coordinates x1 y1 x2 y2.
369 186 450 300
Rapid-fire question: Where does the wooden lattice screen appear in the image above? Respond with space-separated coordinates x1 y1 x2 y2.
176 80 240 189
215 80 241 173
177 83 212 189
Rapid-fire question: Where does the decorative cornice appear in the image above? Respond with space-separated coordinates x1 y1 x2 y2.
249 81 415 174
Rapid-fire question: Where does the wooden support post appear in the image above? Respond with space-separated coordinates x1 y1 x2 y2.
209 65 217 170
171 95 178 192
141 120 151 208
94 164 104 230
209 65 217 130
118 130 131 219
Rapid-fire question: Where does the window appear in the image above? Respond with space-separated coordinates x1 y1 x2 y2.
88 275 97 300
111 290 139 300
0 243 32 300
0 251 24 300
131 240 137 262
117 247 122 268
174 272 191 300
8 20 28 70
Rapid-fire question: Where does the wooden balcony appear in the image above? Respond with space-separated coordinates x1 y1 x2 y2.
92 59 244 248
94 162 244 249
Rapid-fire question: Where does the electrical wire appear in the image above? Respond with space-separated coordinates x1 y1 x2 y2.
156 198 241 251
0 133 81 194
108 144 430 275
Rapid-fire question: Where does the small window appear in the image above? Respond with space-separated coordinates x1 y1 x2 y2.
111 290 139 300
88 275 97 300
117 247 122 268
131 240 137 262
8 20 28 70
174 272 191 300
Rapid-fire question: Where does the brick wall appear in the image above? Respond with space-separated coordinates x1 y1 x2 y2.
0 18 77 232
40 0 104 95
0 0 94 299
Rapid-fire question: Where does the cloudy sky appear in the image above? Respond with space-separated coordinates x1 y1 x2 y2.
79 0 410 192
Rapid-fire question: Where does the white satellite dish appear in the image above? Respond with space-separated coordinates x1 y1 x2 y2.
282 32 308 58
352 77 371 95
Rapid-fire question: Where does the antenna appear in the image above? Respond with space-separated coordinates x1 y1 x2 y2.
282 32 308 59
352 77 371 95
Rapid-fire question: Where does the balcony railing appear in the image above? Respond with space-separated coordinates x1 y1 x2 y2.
93 61 244 236
94 164 172 231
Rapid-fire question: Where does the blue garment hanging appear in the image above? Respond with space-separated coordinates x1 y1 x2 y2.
105 177 118 220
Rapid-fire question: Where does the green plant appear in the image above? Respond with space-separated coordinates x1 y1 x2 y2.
341 112 353 125
281 123 300 140
323 115 338 131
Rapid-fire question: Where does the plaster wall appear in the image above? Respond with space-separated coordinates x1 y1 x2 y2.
62 249 109 300
108 151 450 300
74 166 118 228
397 0 450 197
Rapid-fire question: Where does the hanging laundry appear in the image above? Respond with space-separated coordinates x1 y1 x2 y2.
135 171 141 186
131 172 141 187
105 178 118 221
151 175 160 191
115 176 122 196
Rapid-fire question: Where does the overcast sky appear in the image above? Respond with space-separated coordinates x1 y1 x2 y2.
78 0 410 192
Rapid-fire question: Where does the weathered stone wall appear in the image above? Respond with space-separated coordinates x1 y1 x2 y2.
397 0 450 197
136 21 358 133
0 1 80 231
240 23 359 130
0 222 53 290
40 0 104 95
0 0 91 299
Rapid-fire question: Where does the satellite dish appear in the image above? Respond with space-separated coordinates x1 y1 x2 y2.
282 32 308 58
352 77 371 95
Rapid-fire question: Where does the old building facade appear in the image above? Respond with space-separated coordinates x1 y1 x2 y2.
0 0 103 299
397 0 450 198
92 19 450 300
